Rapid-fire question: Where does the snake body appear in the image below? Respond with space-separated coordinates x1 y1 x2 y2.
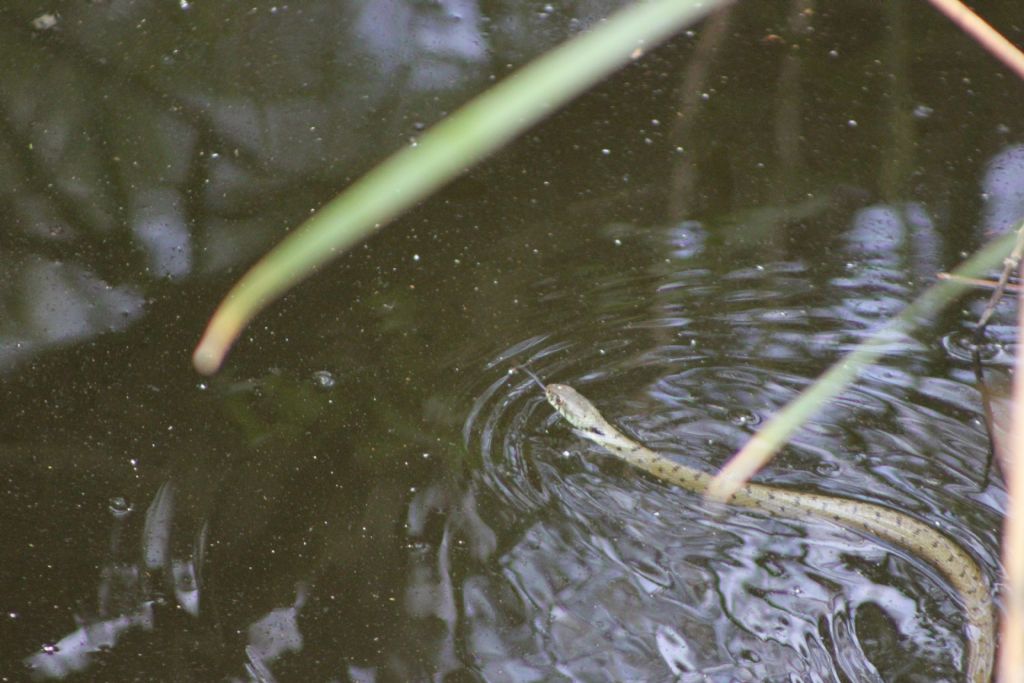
537 380 995 683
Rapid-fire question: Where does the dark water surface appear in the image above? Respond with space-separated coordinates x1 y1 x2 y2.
1 1 1020 681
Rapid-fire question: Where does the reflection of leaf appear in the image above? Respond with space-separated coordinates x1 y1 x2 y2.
1 0 539 370
0 256 145 371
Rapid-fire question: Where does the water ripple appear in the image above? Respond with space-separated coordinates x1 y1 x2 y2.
456 245 1000 681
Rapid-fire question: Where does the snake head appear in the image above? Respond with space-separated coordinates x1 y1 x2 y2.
545 383 606 431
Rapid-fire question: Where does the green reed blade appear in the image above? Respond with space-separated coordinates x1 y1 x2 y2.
194 0 732 374
707 227 1021 501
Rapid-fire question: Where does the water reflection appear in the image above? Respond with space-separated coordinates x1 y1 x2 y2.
460 218 999 680
3 0 1021 679
13 204 1007 680
1 0 599 371
12 198 1007 680
0 256 145 370
24 482 202 679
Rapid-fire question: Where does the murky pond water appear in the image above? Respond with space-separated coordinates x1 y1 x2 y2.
1 1 1020 681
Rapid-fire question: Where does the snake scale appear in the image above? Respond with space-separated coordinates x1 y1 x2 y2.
525 372 995 682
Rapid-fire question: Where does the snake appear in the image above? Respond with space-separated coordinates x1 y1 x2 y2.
520 369 995 682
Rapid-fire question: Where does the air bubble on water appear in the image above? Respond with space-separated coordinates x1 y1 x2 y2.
31 13 58 29
312 370 336 390
109 496 134 517
727 409 760 427
912 104 934 119
407 540 431 554
815 462 840 476
41 643 59 655
941 331 999 362
847 119 858 128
